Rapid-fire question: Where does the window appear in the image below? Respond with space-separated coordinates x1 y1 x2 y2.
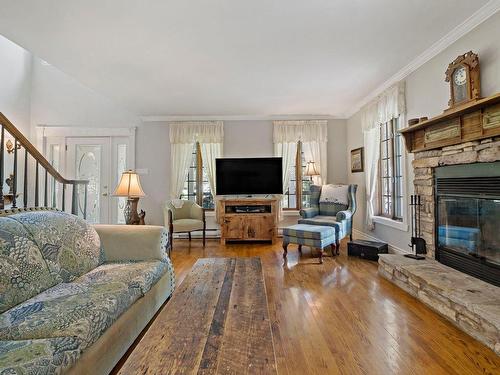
282 141 313 210
379 117 403 220
179 142 214 209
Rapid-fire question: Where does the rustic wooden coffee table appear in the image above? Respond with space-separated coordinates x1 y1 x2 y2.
118 257 277 374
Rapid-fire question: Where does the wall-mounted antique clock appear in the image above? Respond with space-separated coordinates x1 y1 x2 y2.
445 51 480 109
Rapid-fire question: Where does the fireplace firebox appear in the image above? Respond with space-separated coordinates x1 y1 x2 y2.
435 162 500 286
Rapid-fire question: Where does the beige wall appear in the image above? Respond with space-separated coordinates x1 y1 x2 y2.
140 119 347 225
346 12 500 251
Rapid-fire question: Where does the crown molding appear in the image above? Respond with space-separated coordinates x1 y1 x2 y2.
141 114 344 122
344 0 500 119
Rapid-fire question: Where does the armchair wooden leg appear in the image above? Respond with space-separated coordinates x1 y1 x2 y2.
298 244 302 254
203 229 206 247
330 244 336 257
318 248 323 264
188 232 192 241
335 239 340 255
283 243 288 258
350 234 353 242
169 232 173 252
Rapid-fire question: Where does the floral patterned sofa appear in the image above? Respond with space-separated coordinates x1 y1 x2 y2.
0 210 175 375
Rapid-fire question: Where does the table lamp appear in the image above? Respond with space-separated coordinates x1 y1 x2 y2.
113 170 145 225
305 161 320 184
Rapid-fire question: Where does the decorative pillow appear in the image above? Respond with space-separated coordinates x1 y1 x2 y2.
0 217 57 313
9 211 102 283
319 184 349 205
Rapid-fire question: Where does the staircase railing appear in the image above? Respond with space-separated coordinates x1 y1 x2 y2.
0 112 88 218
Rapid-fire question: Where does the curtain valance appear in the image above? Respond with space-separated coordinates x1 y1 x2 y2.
361 81 406 131
169 121 224 144
273 120 328 143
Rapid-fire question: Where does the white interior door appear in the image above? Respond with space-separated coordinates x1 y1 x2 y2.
66 137 111 224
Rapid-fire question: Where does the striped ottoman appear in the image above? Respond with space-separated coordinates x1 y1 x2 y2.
282 224 337 264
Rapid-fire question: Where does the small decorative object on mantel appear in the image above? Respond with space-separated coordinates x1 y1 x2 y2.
350 147 364 173
113 170 146 225
405 194 426 260
445 51 481 110
408 118 420 126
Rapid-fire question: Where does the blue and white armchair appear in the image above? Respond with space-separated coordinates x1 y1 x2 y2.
299 184 358 249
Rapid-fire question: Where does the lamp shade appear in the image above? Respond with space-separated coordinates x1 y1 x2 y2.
304 161 320 176
113 170 145 198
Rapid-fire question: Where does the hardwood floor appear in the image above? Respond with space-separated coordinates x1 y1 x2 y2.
169 239 500 375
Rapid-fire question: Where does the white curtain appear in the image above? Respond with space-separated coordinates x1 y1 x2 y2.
274 141 297 219
169 121 224 201
169 143 195 200
273 120 328 218
363 127 380 230
361 81 406 229
302 141 327 185
200 142 222 198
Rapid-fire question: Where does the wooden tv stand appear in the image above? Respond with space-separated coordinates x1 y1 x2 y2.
216 196 280 245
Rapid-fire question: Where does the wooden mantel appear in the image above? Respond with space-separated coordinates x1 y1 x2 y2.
399 92 500 153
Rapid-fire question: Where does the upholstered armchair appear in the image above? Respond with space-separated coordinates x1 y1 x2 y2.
299 184 357 246
164 200 206 249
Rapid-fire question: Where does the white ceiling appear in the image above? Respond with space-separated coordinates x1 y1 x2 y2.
0 0 493 118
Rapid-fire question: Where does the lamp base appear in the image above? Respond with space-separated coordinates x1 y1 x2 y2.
124 197 140 225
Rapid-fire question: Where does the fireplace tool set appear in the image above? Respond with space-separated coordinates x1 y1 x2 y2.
405 194 427 260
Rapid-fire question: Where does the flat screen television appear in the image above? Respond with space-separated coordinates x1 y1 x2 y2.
216 157 283 195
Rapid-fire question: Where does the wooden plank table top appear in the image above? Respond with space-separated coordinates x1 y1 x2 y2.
118 257 277 375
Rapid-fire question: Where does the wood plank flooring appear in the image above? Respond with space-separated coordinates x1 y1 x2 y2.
168 239 500 375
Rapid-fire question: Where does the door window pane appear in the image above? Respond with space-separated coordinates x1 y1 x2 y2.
75 145 102 224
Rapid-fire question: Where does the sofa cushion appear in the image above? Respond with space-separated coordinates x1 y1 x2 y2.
9 211 102 283
0 336 82 375
0 217 58 314
75 260 171 295
0 278 141 350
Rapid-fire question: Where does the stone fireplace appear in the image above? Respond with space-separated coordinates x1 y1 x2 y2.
380 94 500 354
413 140 500 285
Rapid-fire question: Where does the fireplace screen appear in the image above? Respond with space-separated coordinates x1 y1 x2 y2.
437 196 500 266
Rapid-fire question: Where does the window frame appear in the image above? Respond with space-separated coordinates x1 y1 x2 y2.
378 117 404 221
179 142 214 210
283 141 312 211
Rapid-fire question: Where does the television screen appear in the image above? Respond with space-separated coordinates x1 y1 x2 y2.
216 157 283 195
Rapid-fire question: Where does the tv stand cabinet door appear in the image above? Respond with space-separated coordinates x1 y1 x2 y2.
244 216 274 240
223 216 244 239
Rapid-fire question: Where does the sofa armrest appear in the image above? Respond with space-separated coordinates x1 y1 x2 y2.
300 207 319 218
94 225 169 262
336 210 353 221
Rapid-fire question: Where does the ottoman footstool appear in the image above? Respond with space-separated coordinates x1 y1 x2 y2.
282 224 337 264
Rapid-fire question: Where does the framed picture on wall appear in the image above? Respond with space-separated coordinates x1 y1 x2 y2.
350 147 364 173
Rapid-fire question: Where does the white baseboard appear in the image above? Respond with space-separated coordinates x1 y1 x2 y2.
352 229 409 255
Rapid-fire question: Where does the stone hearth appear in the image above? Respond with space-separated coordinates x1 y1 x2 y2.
412 136 500 259
379 254 500 355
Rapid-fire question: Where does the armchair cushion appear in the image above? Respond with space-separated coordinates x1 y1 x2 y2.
172 219 204 233
319 202 349 216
